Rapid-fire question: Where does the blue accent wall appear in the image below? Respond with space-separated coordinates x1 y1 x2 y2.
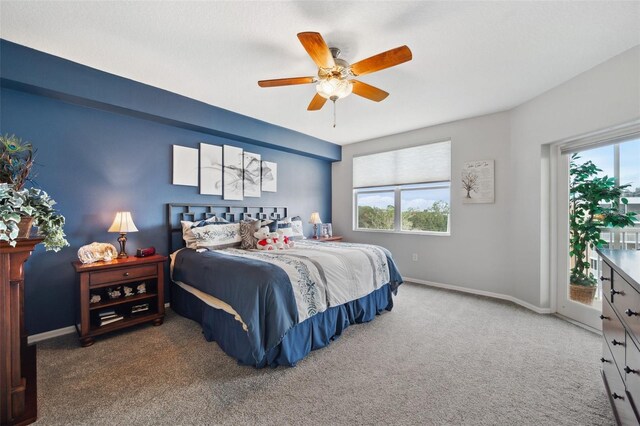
0 40 338 335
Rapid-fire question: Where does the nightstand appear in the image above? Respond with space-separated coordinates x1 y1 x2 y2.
72 254 167 347
315 236 343 242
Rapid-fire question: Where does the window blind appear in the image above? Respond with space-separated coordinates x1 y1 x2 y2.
353 140 451 188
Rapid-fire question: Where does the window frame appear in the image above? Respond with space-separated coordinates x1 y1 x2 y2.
353 181 451 236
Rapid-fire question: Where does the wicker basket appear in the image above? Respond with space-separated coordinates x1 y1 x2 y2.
569 284 597 305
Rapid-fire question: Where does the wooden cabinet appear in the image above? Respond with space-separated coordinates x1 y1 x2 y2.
598 248 640 425
72 254 167 347
1 238 42 426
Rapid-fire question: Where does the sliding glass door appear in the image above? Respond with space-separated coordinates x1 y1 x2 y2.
556 137 639 329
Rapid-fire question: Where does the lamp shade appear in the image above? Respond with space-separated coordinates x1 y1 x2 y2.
309 212 322 225
108 211 139 233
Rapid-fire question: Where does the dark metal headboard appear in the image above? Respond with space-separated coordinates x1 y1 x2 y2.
167 203 288 253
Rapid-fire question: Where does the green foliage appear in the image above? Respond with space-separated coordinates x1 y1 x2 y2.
358 205 394 230
358 201 450 233
402 200 450 232
0 134 35 190
0 183 69 251
569 154 637 287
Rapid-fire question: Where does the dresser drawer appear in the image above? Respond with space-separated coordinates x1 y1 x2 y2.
603 342 638 425
625 334 640 418
612 271 640 338
603 299 626 376
602 261 613 303
89 264 157 286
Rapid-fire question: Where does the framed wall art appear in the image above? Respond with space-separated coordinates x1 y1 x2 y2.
199 143 223 195
261 161 277 192
243 152 261 197
223 145 244 200
172 145 198 186
461 160 494 204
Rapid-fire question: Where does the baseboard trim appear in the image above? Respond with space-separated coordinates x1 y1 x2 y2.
405 277 553 314
28 326 76 344
27 302 173 344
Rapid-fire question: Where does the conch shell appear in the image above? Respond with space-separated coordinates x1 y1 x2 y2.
77 242 118 264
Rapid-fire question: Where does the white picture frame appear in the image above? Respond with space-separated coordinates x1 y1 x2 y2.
199 143 223 195
172 145 198 186
243 152 261 197
261 161 277 192
462 160 494 204
223 145 244 200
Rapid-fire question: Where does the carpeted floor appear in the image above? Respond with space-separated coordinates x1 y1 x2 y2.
34 283 613 425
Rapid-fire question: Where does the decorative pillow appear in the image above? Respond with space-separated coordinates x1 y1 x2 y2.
290 218 305 239
181 216 227 249
239 219 261 250
191 222 241 250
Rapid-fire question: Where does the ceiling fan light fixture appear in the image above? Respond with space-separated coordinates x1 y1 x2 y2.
316 77 352 100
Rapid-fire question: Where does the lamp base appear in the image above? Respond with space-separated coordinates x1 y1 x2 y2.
117 233 128 258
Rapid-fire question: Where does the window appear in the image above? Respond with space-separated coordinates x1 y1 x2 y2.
353 140 451 234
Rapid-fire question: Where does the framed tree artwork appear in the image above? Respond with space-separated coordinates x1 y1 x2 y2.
461 160 494 203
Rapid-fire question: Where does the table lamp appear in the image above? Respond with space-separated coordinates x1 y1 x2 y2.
108 211 138 258
309 212 322 239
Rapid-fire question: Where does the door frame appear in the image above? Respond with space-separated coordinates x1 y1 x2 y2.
548 120 640 330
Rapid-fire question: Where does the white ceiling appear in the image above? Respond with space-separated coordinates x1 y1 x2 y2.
1 1 639 145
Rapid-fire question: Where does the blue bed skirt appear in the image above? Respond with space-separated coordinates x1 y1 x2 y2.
171 282 395 367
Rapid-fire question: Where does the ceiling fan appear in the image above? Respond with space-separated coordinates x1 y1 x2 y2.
258 32 412 125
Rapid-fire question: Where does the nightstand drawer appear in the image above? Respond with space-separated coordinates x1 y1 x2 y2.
90 264 157 285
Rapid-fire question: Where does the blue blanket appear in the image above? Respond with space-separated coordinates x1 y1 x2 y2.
173 247 403 364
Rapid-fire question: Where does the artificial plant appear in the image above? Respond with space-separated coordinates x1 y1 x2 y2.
569 153 637 286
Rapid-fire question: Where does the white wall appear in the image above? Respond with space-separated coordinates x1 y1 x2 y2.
509 45 640 308
333 111 514 296
332 45 640 310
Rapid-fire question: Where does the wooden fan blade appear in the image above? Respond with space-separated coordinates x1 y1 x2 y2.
350 45 412 76
351 80 389 102
297 32 335 69
307 93 327 111
258 77 316 87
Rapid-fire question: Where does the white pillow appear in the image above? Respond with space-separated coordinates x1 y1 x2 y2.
180 216 227 249
191 222 241 250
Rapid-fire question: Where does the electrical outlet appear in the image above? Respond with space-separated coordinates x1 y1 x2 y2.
412 253 418 261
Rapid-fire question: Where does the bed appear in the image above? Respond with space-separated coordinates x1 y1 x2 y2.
167 204 403 367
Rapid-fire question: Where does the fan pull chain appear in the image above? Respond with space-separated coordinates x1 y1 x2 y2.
332 99 337 128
